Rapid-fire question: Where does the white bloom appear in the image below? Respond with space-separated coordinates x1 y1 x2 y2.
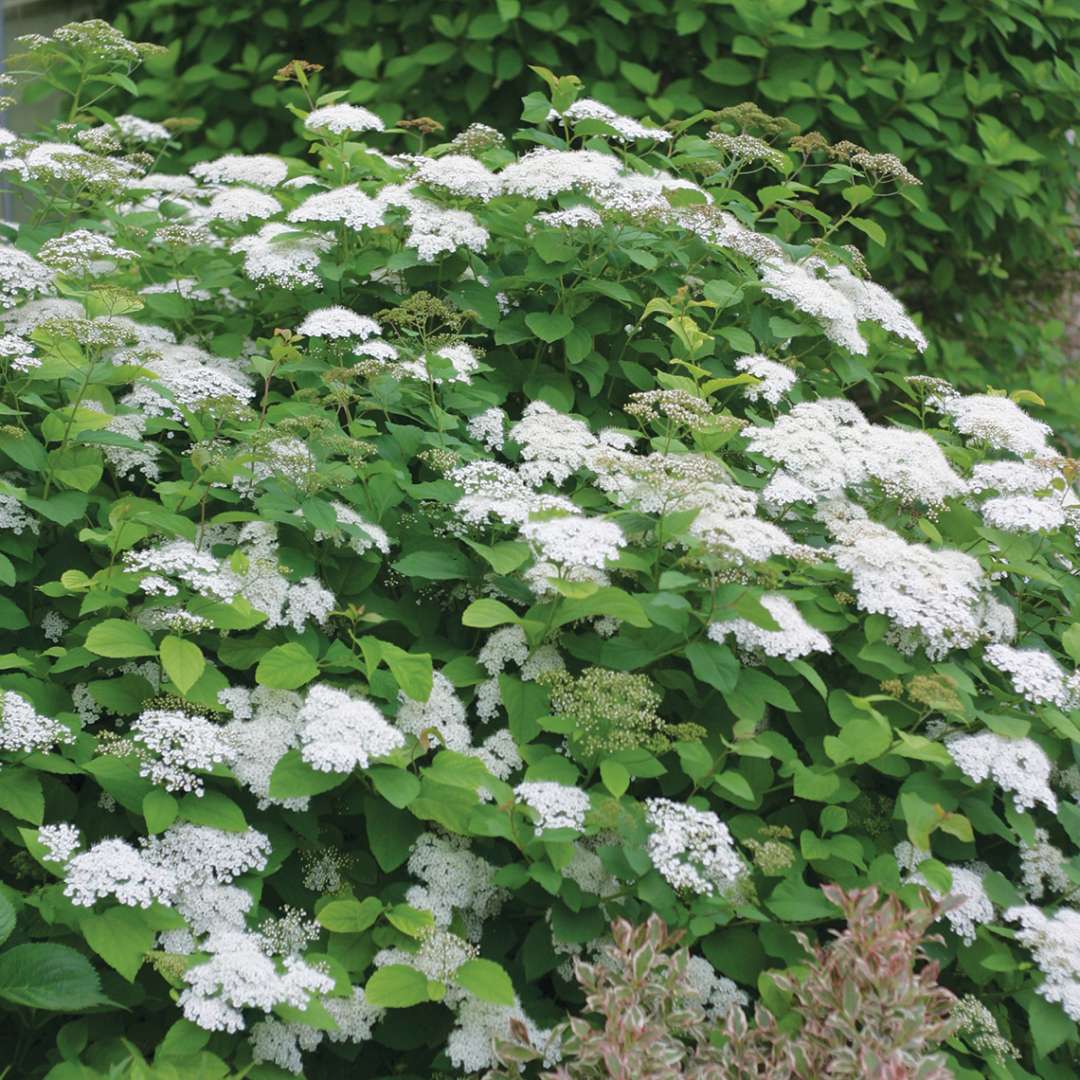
396 671 472 752
297 305 381 340
980 495 1066 533
946 731 1056 813
230 223 331 289
534 206 603 229
221 687 307 811
684 955 748 1021
37 824 80 864
114 114 170 144
736 354 797 405
509 401 599 484
399 342 481 384
325 986 385 1043
498 148 623 200
1006 905 1080 1020
985 643 1080 709
521 515 625 570
131 708 236 795
305 104 384 135
934 393 1052 458
645 798 745 897
467 406 507 451
314 501 390 555
250 1019 323 1074
447 995 557 1073
204 186 280 222
412 154 500 200
191 154 288 188
142 823 272 888
0 691 72 753
288 183 385 229
298 684 405 772
551 98 671 142
515 781 590 833
894 844 993 945
0 332 39 372
405 833 505 936
829 519 1002 659
451 459 577 527
1020 829 1072 900
709 594 831 660
64 839 176 908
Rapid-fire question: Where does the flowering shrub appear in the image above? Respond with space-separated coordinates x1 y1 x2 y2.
105 0 1080 401
0 20 1078 1079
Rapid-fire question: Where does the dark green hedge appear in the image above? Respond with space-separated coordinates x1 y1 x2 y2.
108 0 1080 392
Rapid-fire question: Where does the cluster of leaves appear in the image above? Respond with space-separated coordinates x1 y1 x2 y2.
0 18 1079 1080
488 888 958 1079
105 0 1080 404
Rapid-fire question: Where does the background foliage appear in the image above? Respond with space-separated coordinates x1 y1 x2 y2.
104 0 1080 402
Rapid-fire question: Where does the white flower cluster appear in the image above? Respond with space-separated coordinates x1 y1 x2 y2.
933 392 1052 458
645 798 745 897
709 594 831 661
515 781 590 833
827 513 1008 659
985 644 1080 709
297 305 380 340
191 154 289 188
304 103 384 135
125 523 335 633
1020 829 1072 900
749 399 965 508
298 684 405 772
521 515 625 571
1006 905 1080 1020
38 229 137 274
761 255 926 356
736 354 797 405
230 223 331 288
894 842 994 945
550 98 672 142
37 823 80 864
0 690 73 753
684 955 749 1021
946 731 1056 813
405 832 506 939
131 707 236 794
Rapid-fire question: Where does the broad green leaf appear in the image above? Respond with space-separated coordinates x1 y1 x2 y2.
159 635 205 695
269 749 350 798
0 892 15 948
142 788 178 834
80 906 155 982
364 963 430 1008
256 643 319 689
85 620 156 659
0 768 44 824
454 958 515 1005
524 312 574 343
317 897 382 934
462 598 519 628
179 789 246 832
0 943 110 1011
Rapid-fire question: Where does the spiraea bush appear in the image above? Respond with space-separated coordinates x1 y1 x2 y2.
104 0 1080 401
0 19 1079 1079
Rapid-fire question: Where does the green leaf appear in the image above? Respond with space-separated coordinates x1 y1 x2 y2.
85 619 156 659
317 897 383 934
524 312 574 343
256 643 319 689
364 963 431 1007
0 943 110 1011
454 958 516 1005
386 903 435 938
368 766 421 808
269 749 351 798
766 876 840 922
381 643 433 703
159 635 205 695
178 789 246 831
0 768 44 824
849 216 886 247
553 587 650 629
142 788 178 834
599 759 630 797
1062 624 1080 664
0 893 15 948
392 549 470 580
685 640 739 693
462 598 520 628
80 906 155 982
1029 993 1075 1057
49 447 103 492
